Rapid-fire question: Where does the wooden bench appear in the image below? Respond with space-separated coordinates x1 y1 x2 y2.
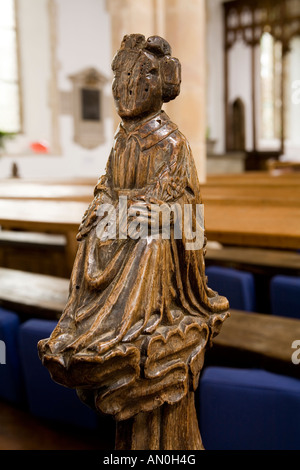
203 201 300 250
0 267 69 320
202 171 300 205
210 309 300 380
0 181 93 277
0 230 68 278
201 185 300 207
0 172 299 265
0 267 299 380
0 199 87 275
0 183 94 203
0 266 299 383
205 244 300 275
199 172 300 250
267 160 300 175
206 171 300 186
205 244 300 315
0 177 97 186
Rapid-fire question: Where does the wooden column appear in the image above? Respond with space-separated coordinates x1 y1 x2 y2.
115 391 204 451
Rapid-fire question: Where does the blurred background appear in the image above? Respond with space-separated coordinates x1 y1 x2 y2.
0 0 299 181
0 0 300 451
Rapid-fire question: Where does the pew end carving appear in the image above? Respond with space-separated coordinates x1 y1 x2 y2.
38 34 229 450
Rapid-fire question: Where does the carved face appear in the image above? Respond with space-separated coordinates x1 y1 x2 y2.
112 50 163 120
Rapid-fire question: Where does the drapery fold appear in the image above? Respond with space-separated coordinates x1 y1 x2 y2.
38 111 229 420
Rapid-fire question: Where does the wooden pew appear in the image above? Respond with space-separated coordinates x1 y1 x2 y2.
205 244 300 275
267 160 300 175
0 171 299 277
203 172 300 203
0 182 94 203
205 243 300 315
1 267 298 380
0 177 97 186
204 202 300 250
200 172 300 250
206 171 300 186
0 230 68 278
0 267 69 320
0 194 299 270
210 309 300 380
0 180 95 277
201 185 300 207
0 199 87 275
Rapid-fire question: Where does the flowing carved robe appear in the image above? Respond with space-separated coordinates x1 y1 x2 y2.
38 111 229 420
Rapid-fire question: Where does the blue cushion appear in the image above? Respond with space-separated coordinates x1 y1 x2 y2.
19 319 99 429
0 308 24 403
270 275 300 319
198 366 300 450
206 266 256 311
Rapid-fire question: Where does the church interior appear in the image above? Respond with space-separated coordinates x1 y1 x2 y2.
0 0 300 451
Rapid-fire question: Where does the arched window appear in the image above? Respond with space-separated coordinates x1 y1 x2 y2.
0 0 21 133
260 32 282 146
223 0 300 166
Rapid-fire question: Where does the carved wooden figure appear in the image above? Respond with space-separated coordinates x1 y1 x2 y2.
38 34 229 450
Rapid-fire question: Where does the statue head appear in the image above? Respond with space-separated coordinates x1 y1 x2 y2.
112 34 181 120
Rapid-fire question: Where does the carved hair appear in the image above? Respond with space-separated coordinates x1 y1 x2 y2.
112 34 181 103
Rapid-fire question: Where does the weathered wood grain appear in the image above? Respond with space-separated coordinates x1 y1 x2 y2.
38 34 230 450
